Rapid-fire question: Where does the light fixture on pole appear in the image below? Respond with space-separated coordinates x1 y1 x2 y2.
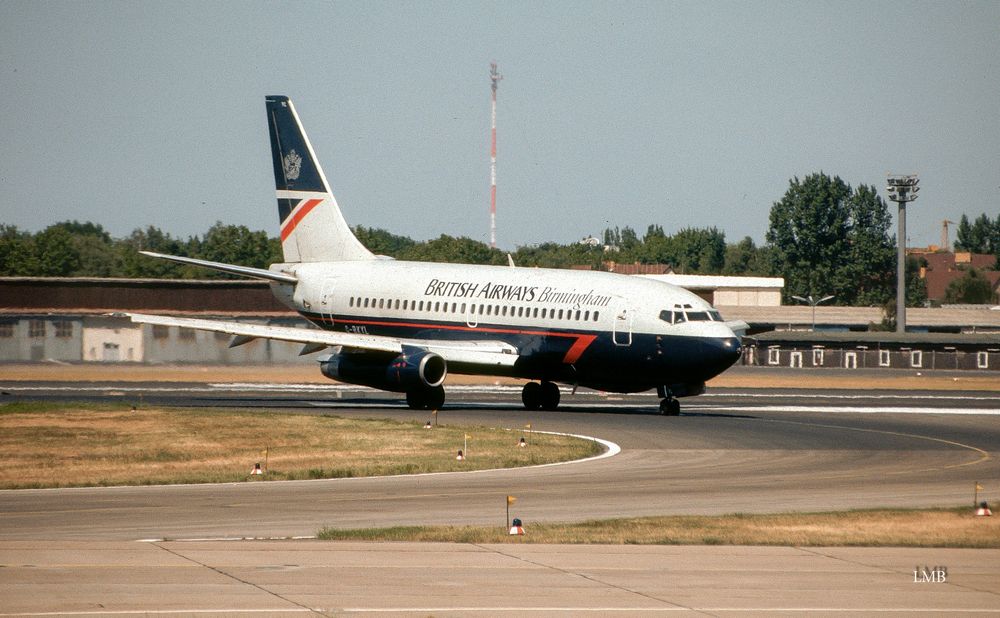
791 294 835 332
886 174 919 334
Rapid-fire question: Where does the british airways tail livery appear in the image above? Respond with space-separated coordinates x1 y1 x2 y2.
131 95 742 415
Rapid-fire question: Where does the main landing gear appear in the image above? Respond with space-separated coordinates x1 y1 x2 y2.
406 385 445 410
521 381 560 411
657 385 680 416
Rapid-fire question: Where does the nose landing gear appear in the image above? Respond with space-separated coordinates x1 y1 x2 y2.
659 397 680 416
657 385 681 416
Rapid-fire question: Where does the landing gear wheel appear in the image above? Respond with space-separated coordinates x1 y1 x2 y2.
521 382 542 410
659 398 680 416
540 381 561 411
406 385 446 410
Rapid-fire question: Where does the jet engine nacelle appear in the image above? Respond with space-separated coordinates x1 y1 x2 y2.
319 348 447 392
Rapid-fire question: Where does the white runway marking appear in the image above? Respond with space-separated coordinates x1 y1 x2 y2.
693 405 1000 415
3 609 992 616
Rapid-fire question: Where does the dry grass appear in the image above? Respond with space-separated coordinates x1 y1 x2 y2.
318 508 1000 548
0 402 601 489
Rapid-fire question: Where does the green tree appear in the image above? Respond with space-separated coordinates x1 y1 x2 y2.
197 222 275 275
32 225 81 276
115 226 189 278
954 212 1000 267
399 235 505 265
723 236 771 275
0 225 37 275
944 268 995 304
766 173 853 303
845 184 895 306
671 227 726 274
353 226 417 257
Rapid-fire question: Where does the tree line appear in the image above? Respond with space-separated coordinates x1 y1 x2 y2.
3 172 996 305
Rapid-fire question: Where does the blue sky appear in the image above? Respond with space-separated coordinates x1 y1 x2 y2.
1 1 998 250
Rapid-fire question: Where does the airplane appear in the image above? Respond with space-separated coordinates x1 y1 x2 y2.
127 95 743 415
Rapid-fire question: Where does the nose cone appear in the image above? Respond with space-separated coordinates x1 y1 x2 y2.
701 336 742 378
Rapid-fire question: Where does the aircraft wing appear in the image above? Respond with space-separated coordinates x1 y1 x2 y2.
122 313 518 367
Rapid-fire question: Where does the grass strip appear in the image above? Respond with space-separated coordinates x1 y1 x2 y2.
317 507 1000 548
0 401 602 489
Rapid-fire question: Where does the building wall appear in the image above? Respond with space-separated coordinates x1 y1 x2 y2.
0 315 317 364
746 343 999 371
713 289 782 307
0 317 82 362
81 317 144 362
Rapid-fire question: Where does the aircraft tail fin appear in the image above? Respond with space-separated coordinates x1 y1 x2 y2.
265 95 374 263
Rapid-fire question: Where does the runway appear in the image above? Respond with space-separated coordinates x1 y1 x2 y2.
2 380 999 615
2 382 999 541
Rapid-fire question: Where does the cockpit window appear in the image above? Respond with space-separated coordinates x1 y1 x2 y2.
661 306 723 324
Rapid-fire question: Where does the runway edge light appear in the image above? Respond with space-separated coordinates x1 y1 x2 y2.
509 517 524 536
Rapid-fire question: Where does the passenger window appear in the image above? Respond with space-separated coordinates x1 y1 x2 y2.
575 310 581 321
593 311 599 321
558 309 564 319
584 310 590 321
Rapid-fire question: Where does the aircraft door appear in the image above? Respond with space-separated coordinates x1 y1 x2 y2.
319 279 337 326
612 302 633 346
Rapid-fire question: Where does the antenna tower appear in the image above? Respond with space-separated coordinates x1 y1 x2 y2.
489 62 502 248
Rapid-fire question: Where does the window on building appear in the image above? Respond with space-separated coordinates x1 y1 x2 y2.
53 320 72 338
0 322 13 337
767 347 780 365
978 351 990 369
910 350 923 368
879 350 891 367
28 320 46 338
812 348 824 367
153 324 169 339
179 329 196 340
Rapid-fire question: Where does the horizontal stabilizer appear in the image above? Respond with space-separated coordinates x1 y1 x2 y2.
139 251 297 284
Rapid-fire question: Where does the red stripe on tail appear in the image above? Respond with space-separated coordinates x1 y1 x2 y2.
280 198 323 242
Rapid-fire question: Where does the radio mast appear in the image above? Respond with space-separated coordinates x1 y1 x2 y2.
489 62 502 248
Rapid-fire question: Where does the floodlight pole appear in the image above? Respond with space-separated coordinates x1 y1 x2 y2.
886 175 920 334
791 294 835 331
